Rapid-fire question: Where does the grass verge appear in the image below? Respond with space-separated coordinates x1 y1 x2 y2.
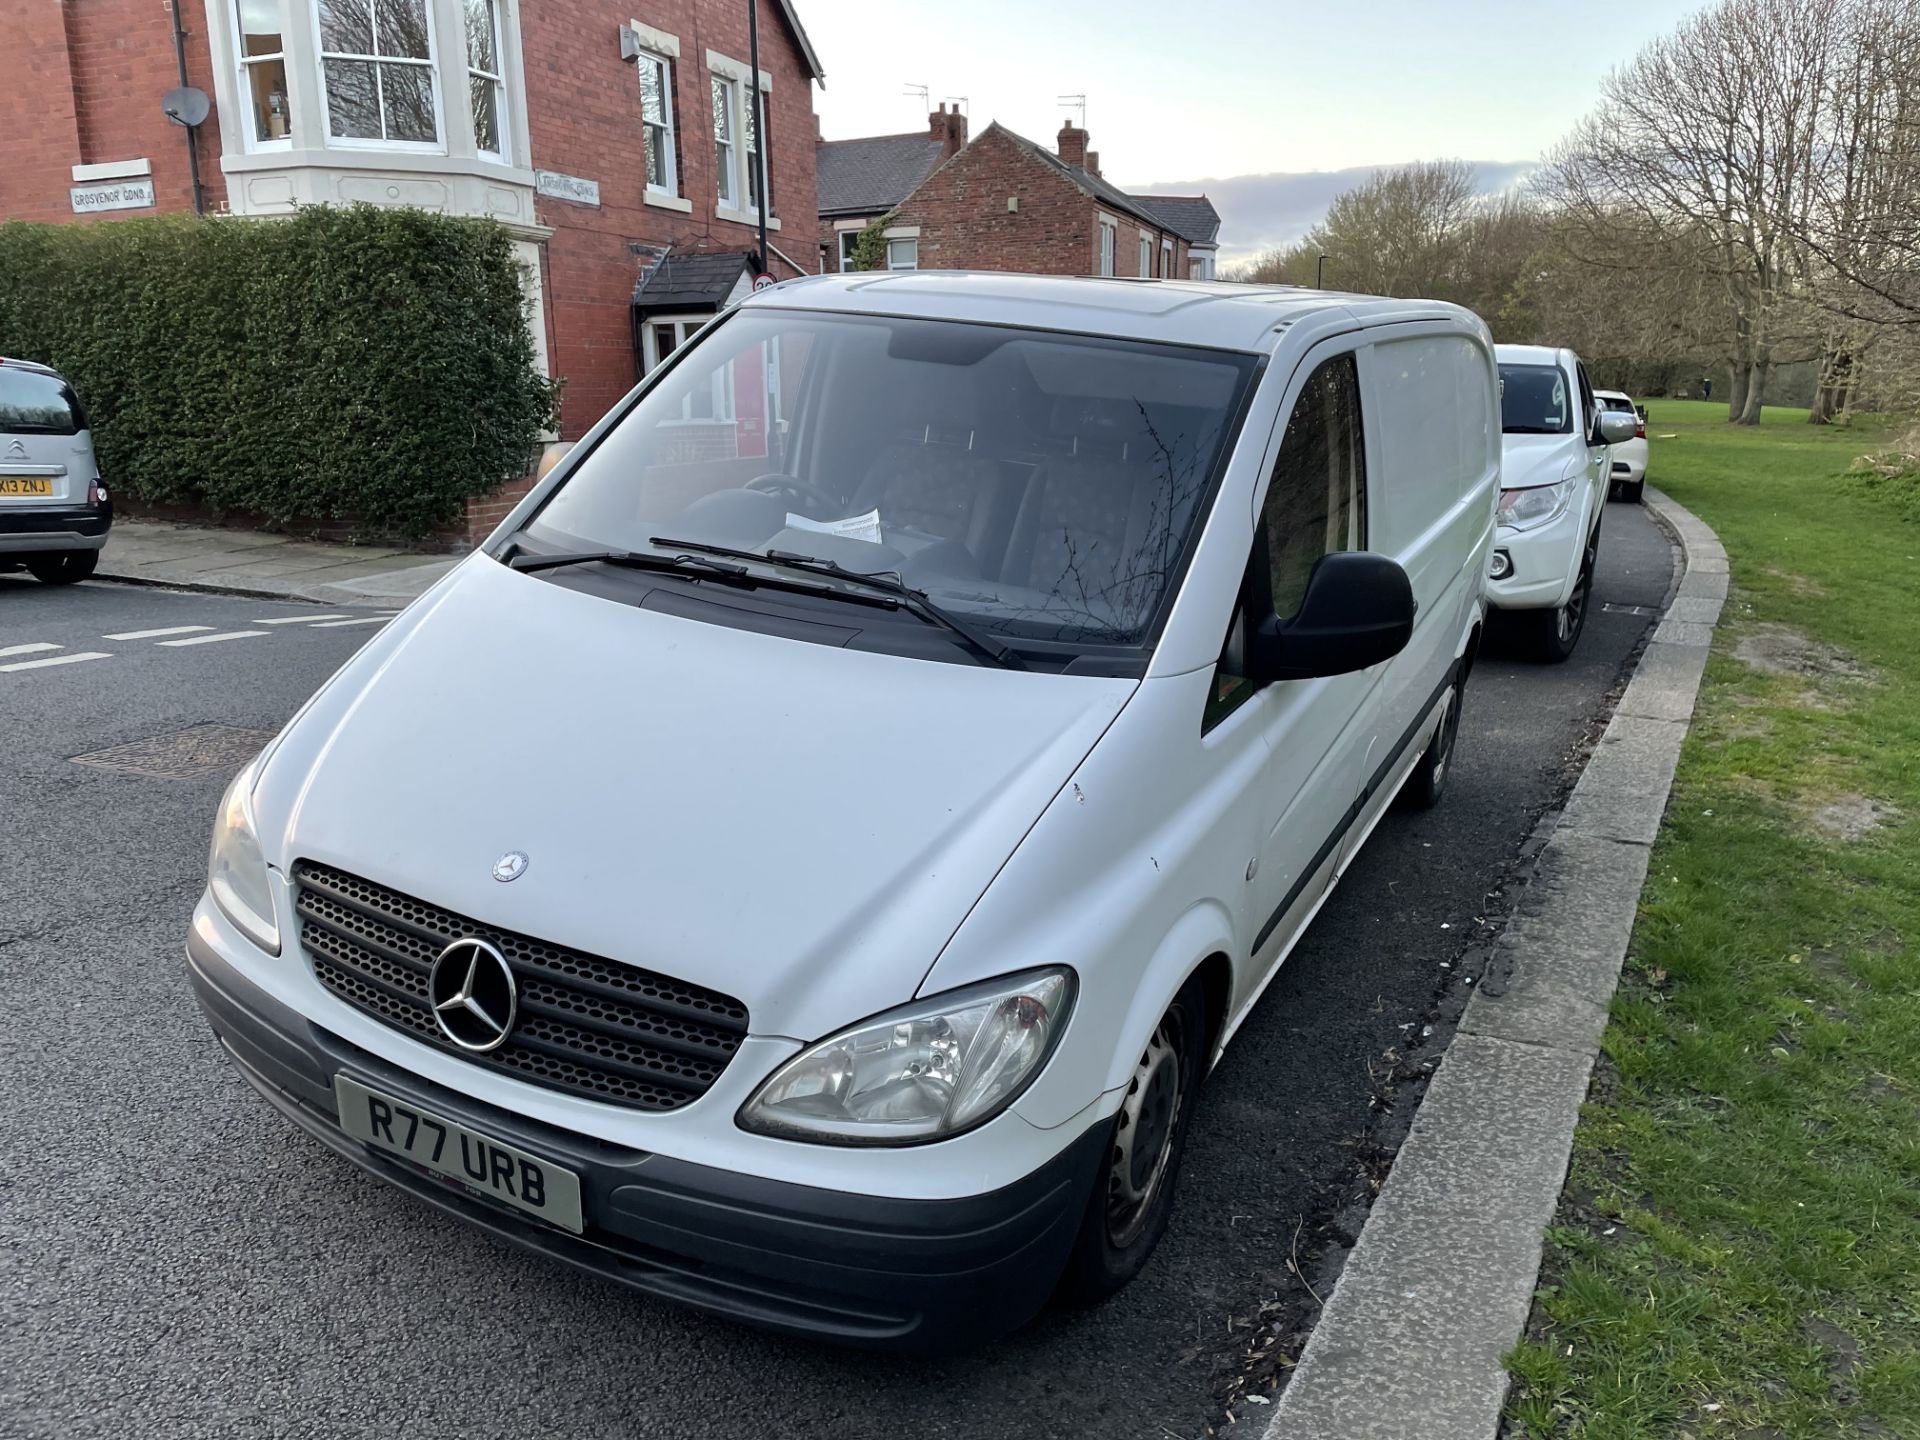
1504 400 1920 1439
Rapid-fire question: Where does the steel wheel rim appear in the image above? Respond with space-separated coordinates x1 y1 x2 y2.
1106 1016 1183 1248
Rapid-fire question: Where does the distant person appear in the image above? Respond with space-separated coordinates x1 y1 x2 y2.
1702 375 1713 400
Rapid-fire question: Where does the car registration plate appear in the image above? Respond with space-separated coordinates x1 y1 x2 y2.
335 1075 584 1234
0 477 54 497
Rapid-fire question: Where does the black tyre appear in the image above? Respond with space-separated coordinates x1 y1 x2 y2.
26 550 97 585
1400 679 1464 811
1055 976 1207 1306
1624 478 1646 504
1532 525 1598 664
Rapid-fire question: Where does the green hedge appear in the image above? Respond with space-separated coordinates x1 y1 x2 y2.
0 206 557 539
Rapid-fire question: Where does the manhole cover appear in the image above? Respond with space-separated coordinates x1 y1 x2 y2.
72 724 278 779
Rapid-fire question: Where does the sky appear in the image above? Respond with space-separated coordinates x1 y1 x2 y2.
800 0 1703 265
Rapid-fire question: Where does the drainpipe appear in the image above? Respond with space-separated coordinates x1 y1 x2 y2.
168 0 206 215
747 0 767 273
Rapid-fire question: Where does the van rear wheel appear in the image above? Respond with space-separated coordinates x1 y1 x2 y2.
1055 976 1206 1307
26 550 97 585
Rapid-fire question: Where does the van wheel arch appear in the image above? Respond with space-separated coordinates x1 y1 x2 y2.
1193 952 1232 1070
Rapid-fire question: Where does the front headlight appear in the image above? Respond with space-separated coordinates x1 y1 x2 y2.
208 760 280 954
1497 476 1579 533
738 968 1074 1145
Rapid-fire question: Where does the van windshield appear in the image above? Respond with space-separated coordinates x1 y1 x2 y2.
1498 363 1572 435
522 310 1257 649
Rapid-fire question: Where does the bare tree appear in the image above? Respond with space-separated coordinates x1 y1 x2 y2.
1539 0 1842 422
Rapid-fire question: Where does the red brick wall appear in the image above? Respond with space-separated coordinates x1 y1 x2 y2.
889 125 1188 280
0 0 226 223
520 0 821 438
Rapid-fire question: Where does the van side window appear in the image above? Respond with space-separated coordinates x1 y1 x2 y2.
1261 353 1367 619
1205 352 1366 731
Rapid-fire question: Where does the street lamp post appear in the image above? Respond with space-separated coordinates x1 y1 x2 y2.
1316 253 1328 289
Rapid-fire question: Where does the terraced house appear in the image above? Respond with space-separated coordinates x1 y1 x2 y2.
3 0 826 438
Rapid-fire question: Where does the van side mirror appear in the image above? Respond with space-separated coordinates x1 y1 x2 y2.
1596 411 1637 446
1246 551 1415 684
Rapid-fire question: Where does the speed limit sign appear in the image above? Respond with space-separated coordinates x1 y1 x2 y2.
751 272 776 291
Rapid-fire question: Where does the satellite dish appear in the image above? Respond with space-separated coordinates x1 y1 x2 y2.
162 86 210 128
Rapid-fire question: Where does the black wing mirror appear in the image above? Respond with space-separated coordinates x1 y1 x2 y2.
1245 551 1415 684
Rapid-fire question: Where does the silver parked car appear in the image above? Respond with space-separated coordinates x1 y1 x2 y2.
0 357 112 585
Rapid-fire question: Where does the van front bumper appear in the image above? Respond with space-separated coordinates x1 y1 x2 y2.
185 927 1105 1353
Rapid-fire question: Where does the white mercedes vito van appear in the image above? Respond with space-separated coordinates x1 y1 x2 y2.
186 274 1497 1352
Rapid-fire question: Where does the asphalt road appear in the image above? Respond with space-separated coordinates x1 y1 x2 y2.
0 503 1673 1440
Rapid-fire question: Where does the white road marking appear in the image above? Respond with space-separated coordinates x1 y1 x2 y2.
309 617 390 628
157 630 270 647
254 614 351 625
103 625 216 641
1 651 112 673
0 642 61 658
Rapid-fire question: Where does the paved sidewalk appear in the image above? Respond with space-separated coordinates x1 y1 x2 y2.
1258 489 1726 1440
94 519 461 607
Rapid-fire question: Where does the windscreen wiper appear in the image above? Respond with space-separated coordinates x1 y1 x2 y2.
506 547 751 582
648 536 1028 671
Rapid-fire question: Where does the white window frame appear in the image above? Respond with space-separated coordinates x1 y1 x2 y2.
464 0 507 162
635 49 677 198
706 50 777 230
1138 230 1151 278
312 0 447 152
1162 237 1174 277
886 238 917 270
837 229 860 271
1097 214 1117 277
710 72 737 209
230 0 294 153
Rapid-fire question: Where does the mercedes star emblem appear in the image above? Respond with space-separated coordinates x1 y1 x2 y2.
427 938 518 1052
492 850 529 883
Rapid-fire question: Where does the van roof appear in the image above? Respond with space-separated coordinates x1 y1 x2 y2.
745 272 1482 355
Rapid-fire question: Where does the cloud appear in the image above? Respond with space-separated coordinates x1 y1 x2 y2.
1133 160 1537 267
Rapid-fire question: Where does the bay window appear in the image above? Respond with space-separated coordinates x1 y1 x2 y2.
316 0 441 146
231 0 293 147
463 0 505 159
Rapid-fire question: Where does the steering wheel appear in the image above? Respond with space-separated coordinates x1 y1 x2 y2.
745 473 842 518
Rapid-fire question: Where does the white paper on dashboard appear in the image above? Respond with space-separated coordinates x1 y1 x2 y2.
784 509 884 545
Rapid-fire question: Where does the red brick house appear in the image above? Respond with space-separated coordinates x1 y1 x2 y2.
870 122 1215 282
816 105 969 271
2 0 825 440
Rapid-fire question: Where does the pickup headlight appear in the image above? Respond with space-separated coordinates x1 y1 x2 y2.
738 968 1074 1145
1497 477 1579 533
208 760 280 954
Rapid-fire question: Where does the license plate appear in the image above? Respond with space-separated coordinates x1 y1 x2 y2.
0 478 53 497
334 1075 584 1233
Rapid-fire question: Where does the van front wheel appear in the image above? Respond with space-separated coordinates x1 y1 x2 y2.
1055 977 1206 1307
1400 683 1462 811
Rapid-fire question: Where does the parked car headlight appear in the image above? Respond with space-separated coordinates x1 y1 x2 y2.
208 760 280 954
738 968 1074 1145
1496 477 1579 533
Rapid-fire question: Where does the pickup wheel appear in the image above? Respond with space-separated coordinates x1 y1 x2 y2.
1623 478 1646 504
26 550 98 585
1055 976 1206 1308
1532 525 1598 664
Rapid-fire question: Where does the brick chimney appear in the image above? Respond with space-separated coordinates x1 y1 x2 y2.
1057 124 1089 168
1084 150 1100 177
929 103 968 157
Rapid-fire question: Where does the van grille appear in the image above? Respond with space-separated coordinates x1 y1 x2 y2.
294 861 749 1112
